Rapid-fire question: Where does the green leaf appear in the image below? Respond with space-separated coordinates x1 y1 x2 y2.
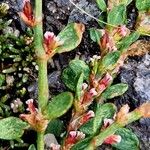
117 32 140 52
98 14 106 28
97 51 120 75
127 0 133 5
107 4 126 26
101 83 128 100
80 103 117 135
108 0 133 8
89 28 103 43
28 144 36 150
0 74 5 87
112 128 139 150
62 59 90 91
96 0 107 11
44 92 73 120
45 119 64 137
121 0 133 5
55 23 85 54
75 73 84 100
136 0 150 11
0 117 27 140
71 137 93 150
101 51 120 68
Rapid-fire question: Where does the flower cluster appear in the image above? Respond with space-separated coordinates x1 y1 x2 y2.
20 99 48 132
64 131 85 149
18 0 35 27
43 32 63 57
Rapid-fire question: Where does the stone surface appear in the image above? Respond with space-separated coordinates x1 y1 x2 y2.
119 54 150 150
44 133 59 150
134 54 150 103
120 54 150 105
68 0 101 25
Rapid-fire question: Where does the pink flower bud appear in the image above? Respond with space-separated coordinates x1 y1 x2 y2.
69 131 77 138
120 25 128 37
104 135 121 144
98 73 113 92
66 131 85 145
25 99 36 113
86 110 95 118
100 32 116 52
80 110 95 125
43 32 63 55
23 0 30 5
44 31 54 39
89 88 98 96
103 118 114 128
100 32 109 50
44 32 55 45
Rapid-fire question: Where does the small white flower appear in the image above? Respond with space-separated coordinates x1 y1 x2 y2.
15 104 18 108
6 76 14 86
115 135 122 143
100 29 105 36
14 100 17 103
90 57 95 63
77 131 85 139
112 46 117 51
26 99 34 104
35 65 39 70
82 83 88 90
26 108 30 111
10 98 23 113
10 103 14 109
93 55 101 60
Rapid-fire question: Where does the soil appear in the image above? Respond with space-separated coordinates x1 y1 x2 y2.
0 0 150 149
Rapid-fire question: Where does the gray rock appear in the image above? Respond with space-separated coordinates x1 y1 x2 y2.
119 54 150 150
68 0 101 25
45 0 77 31
120 54 150 104
134 54 150 103
44 133 59 150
